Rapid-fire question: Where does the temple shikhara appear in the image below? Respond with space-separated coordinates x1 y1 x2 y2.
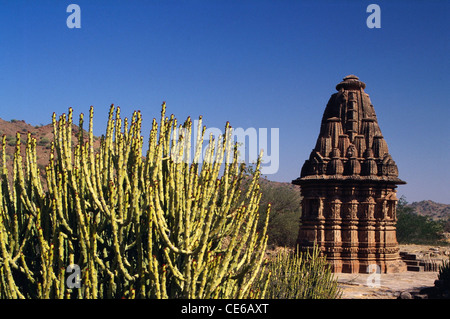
292 75 407 273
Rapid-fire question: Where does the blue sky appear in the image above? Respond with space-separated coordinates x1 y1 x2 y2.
0 1 449 203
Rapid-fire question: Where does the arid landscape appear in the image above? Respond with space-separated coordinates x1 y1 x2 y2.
1 0 448 308
1 116 449 299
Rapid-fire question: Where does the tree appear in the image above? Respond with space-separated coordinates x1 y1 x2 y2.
396 196 444 244
257 180 301 248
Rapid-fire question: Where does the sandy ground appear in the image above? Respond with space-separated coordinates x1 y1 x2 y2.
336 271 439 299
335 244 449 299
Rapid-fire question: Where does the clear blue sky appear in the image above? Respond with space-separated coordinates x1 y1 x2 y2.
1 1 449 203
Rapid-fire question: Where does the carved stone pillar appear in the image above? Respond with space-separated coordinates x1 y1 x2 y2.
341 197 359 272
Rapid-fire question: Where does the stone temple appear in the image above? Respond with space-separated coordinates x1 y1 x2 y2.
292 75 407 273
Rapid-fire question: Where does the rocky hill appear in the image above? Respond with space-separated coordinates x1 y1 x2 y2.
0 117 99 177
407 200 450 221
0 118 54 171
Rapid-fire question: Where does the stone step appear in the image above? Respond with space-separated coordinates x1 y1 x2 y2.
400 252 419 260
399 251 445 272
419 260 441 272
404 260 420 266
407 265 424 272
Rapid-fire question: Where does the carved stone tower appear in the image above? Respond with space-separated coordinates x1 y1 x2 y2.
292 75 407 273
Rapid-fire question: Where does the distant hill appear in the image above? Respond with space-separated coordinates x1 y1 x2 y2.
0 117 99 177
0 118 54 172
407 200 450 221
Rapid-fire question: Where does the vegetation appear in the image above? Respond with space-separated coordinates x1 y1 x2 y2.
37 137 50 146
10 103 448 299
442 217 450 234
257 181 301 248
0 104 270 299
239 164 301 248
255 246 341 299
396 197 446 245
438 257 450 290
5 135 16 146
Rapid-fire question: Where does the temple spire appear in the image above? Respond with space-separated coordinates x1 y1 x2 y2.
295 75 403 182
293 75 406 273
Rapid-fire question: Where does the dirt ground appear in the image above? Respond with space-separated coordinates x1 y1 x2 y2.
336 244 449 299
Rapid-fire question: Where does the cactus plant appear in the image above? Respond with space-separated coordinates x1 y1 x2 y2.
438 257 450 290
0 103 270 299
255 245 342 299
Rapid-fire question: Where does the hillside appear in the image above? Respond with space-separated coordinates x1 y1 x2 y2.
0 118 54 170
0 117 100 177
407 200 450 221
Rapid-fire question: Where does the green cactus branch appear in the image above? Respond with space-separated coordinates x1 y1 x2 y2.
0 102 270 299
